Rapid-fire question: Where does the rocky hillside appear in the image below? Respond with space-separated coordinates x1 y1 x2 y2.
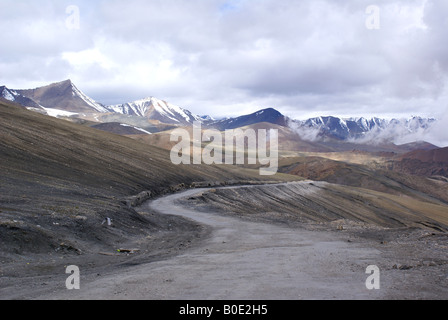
0 100 291 262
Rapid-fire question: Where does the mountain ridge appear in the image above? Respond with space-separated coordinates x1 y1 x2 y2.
0 85 44 110
290 115 437 143
3 79 443 149
106 96 203 125
16 79 109 113
210 108 289 130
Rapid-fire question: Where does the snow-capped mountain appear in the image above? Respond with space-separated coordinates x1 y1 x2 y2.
3 79 439 147
15 80 108 114
0 85 44 110
199 115 216 124
290 115 437 144
0 86 16 101
5 80 206 125
297 116 388 140
69 81 109 113
106 97 203 125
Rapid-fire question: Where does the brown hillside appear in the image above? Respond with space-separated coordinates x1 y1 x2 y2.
277 156 448 205
399 147 448 163
388 147 448 177
0 100 293 261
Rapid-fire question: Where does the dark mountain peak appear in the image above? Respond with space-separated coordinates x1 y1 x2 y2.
210 107 288 130
251 108 287 123
257 107 282 115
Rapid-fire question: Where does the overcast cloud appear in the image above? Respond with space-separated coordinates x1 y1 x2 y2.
1 0 448 124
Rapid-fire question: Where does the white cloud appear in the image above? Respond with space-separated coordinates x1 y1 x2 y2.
0 0 447 129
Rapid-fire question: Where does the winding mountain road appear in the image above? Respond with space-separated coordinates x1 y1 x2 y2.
50 183 387 300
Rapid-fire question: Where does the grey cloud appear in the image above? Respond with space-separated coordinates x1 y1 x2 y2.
1 0 447 123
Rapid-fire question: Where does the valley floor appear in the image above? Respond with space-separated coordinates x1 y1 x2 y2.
2 182 447 300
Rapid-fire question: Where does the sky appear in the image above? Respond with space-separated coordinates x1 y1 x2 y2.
1 0 448 124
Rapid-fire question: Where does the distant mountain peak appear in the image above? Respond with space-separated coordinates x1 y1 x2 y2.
200 115 215 122
56 79 73 85
0 85 44 110
209 107 288 130
15 80 108 114
105 96 202 125
0 85 15 101
258 107 282 114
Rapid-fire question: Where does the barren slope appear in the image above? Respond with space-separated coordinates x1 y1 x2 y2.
183 182 448 232
0 101 295 266
277 156 448 205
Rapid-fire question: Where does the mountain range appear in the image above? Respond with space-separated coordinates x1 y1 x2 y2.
291 115 437 143
1 79 442 150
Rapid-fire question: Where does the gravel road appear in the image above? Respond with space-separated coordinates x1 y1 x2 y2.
45 183 389 300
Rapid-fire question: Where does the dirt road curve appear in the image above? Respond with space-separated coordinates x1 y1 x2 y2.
48 183 387 300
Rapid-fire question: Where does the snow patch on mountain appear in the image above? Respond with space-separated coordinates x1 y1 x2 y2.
43 108 78 118
70 82 109 113
107 98 152 117
1 87 16 101
119 123 152 135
